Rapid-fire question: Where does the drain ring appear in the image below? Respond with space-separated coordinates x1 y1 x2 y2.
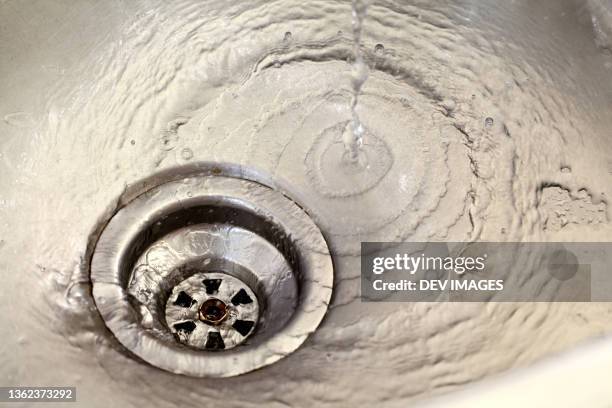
90 169 333 377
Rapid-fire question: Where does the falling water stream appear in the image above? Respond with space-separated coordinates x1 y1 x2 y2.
343 0 369 164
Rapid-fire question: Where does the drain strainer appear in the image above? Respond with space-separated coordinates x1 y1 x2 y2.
165 272 259 350
90 168 333 377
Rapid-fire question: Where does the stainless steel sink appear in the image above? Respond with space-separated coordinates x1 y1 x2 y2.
1 0 612 406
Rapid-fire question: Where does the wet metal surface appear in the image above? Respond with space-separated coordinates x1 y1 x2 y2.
91 170 333 377
1 0 612 406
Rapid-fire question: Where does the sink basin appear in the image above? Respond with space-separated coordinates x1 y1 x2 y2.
1 0 612 406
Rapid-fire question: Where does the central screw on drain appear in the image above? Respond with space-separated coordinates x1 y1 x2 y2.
199 298 228 325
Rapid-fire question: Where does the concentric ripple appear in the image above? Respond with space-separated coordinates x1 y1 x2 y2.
191 60 470 253
306 120 393 198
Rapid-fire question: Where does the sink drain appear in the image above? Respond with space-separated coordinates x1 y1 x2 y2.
90 167 333 377
165 272 259 350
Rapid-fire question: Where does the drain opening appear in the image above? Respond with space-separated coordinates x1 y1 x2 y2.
90 169 333 377
173 321 196 334
231 289 254 306
205 332 225 350
174 291 196 308
203 278 222 295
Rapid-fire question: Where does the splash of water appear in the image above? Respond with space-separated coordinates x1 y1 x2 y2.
342 0 369 163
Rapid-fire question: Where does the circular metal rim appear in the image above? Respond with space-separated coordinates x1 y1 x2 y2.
128 222 300 349
90 165 333 377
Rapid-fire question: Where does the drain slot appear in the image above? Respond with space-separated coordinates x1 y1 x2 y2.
203 279 222 295
205 332 225 350
90 169 333 377
231 289 253 306
174 321 196 334
174 291 196 308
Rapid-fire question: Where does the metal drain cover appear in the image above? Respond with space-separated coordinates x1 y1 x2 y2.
166 272 259 350
90 169 333 377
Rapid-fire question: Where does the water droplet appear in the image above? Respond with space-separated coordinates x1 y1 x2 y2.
561 166 572 174
65 283 91 307
374 43 384 54
399 97 411 107
181 148 193 160
160 131 178 151
441 99 456 113
273 61 281 68
283 31 292 42
484 117 494 128
139 305 154 329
